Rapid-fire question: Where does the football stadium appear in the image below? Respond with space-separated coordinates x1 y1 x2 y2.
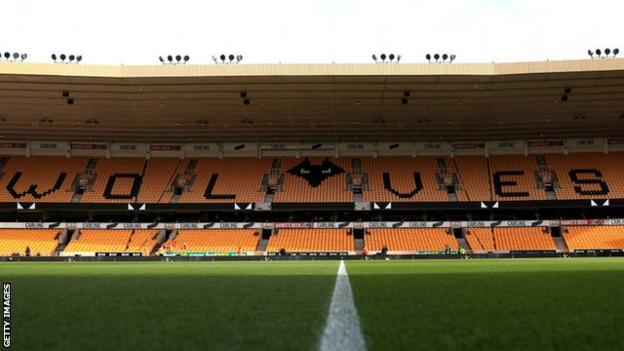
2 2 624 350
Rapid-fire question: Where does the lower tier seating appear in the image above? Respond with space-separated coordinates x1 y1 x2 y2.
64 229 132 253
4 225 624 256
163 229 260 254
465 227 556 252
562 226 624 250
365 228 459 252
63 229 158 254
0 229 60 256
267 229 353 253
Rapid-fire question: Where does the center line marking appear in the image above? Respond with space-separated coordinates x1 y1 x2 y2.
320 260 366 351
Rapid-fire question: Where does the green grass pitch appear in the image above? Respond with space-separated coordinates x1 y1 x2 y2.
2 258 624 350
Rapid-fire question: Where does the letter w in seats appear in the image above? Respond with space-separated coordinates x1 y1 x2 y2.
6 172 67 199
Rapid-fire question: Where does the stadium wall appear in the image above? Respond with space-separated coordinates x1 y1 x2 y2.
1 138 623 158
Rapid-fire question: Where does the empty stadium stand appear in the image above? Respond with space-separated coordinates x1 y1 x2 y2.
80 158 146 203
562 226 624 251
450 156 492 202
362 157 448 202
126 230 160 255
0 156 88 203
0 153 623 204
274 157 353 203
2 224 624 257
0 229 61 256
163 229 260 253
465 227 556 252
63 229 158 255
488 155 547 201
365 228 459 252
267 228 353 253
546 153 624 199
177 158 270 203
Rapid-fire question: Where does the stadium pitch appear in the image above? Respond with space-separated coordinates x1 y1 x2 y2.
2 258 624 350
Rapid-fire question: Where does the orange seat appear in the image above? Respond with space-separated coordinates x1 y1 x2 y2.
365 228 459 252
267 229 352 252
0 229 60 256
563 225 624 250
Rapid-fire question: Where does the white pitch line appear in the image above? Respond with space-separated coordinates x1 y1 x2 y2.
319 260 367 351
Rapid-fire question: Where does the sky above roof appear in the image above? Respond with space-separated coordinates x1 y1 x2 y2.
1 0 621 65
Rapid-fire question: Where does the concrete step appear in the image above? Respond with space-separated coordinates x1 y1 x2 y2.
553 237 568 252
354 238 365 251
456 237 471 251
256 238 269 252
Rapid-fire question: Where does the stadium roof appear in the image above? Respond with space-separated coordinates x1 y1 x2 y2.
0 59 624 142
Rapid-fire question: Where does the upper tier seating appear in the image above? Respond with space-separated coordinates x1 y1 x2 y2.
136 159 183 203
546 153 624 199
447 156 491 202
0 153 623 203
0 229 60 256
0 156 88 203
362 157 448 202
178 158 270 203
81 158 145 203
488 155 546 201
562 226 624 250
267 228 353 252
274 157 353 203
365 228 459 252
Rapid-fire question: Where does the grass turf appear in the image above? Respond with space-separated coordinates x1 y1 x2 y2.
347 258 624 351
1 258 624 350
1 261 337 351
